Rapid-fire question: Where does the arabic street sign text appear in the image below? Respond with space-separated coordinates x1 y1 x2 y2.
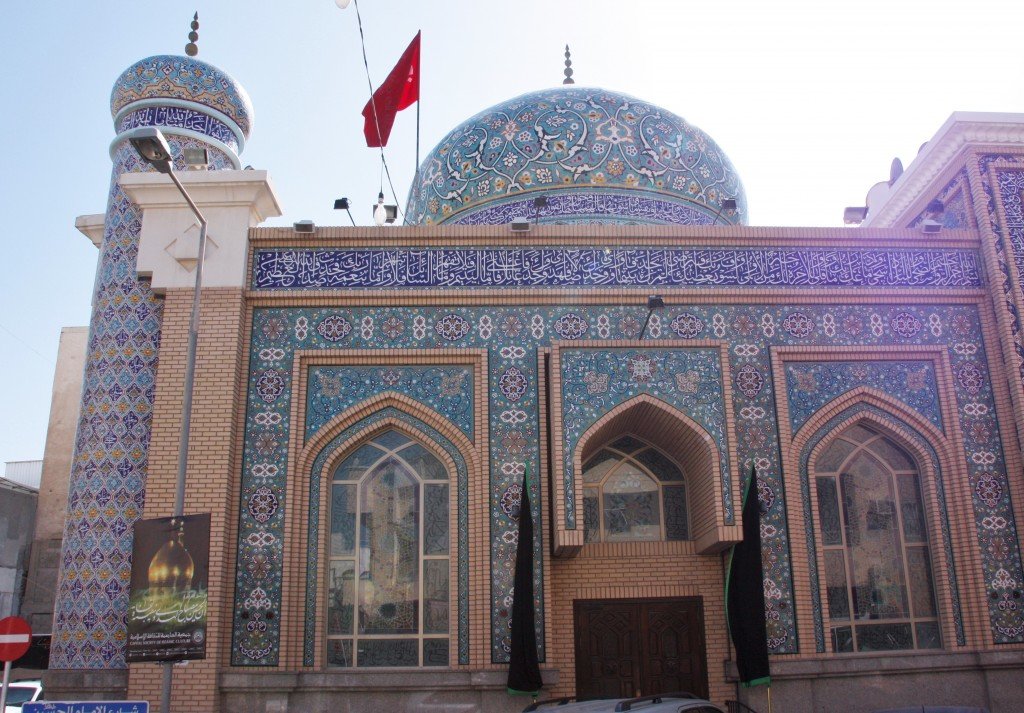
23 702 149 713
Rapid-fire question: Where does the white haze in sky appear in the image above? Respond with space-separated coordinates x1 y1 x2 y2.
1 0 1021 461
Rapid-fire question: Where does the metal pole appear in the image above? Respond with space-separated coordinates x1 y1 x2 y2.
158 168 208 713
160 663 172 713
0 660 11 713
639 308 654 340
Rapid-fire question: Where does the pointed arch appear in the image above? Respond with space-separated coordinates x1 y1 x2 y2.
793 386 953 460
574 394 739 554
786 388 967 654
298 390 478 477
281 393 478 669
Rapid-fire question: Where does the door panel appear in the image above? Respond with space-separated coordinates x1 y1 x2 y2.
575 602 641 699
643 601 706 697
574 598 708 700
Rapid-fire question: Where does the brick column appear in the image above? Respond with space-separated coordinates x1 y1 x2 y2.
127 288 248 712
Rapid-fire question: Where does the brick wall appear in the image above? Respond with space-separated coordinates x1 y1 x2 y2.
127 287 247 713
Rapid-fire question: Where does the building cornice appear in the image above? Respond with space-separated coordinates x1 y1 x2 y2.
74 214 105 248
864 112 1024 227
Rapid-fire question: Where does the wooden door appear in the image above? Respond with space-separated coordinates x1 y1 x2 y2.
574 598 708 700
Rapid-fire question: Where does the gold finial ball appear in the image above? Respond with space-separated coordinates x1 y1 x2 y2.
186 12 199 56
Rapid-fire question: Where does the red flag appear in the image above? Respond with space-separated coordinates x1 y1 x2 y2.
362 31 420 147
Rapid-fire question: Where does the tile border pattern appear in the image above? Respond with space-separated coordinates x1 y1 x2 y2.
250 246 982 291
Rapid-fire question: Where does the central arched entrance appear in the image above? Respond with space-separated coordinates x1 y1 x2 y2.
553 396 726 702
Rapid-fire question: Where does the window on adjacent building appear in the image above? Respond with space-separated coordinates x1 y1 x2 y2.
326 430 450 667
814 423 940 653
582 435 688 543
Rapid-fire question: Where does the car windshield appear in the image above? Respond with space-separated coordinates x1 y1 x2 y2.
5 684 39 705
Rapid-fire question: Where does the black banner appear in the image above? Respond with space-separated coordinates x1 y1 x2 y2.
507 468 542 695
726 466 771 687
126 514 210 662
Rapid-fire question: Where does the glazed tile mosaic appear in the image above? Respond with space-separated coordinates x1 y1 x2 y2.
908 169 973 230
784 361 943 434
447 191 719 226
557 347 731 527
251 246 982 291
233 301 1024 668
110 54 253 138
404 87 746 226
51 134 237 669
117 106 239 152
305 365 475 440
233 307 546 666
976 156 1024 423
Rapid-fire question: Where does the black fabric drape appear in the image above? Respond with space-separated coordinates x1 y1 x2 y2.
507 469 542 695
726 465 771 687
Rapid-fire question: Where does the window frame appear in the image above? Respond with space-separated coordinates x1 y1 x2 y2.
325 430 452 668
813 423 941 654
581 435 689 544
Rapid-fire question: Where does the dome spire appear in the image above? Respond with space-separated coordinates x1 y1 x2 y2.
185 12 199 57
563 45 575 85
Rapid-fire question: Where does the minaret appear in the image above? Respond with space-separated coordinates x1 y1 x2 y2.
51 20 253 670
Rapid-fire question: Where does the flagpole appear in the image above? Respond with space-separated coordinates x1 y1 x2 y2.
408 76 420 225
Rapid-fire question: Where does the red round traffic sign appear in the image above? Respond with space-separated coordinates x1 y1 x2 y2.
0 616 31 662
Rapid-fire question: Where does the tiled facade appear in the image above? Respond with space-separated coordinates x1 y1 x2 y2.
51 54 247 673
47 49 1024 713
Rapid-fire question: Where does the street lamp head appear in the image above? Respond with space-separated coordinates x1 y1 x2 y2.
127 127 173 174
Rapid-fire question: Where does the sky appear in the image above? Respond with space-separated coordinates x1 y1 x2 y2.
2 0 1023 465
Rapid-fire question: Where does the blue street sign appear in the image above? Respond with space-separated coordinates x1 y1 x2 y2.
24 702 149 713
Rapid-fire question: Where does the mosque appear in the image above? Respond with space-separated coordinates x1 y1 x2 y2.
42 22 1024 713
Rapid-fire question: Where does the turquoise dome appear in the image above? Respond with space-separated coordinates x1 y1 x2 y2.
110 55 253 140
406 87 746 226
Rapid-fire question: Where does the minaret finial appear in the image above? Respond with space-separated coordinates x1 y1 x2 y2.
563 45 575 85
185 12 199 57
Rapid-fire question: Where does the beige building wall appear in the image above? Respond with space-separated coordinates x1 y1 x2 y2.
21 325 88 633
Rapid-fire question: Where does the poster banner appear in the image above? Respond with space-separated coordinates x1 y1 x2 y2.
126 514 210 662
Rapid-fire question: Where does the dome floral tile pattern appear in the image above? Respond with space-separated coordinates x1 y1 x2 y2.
405 87 746 226
110 55 253 138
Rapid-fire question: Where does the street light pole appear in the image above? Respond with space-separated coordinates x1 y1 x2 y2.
126 128 207 713
163 168 207 518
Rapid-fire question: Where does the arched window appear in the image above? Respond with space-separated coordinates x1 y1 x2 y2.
582 435 688 543
814 423 940 652
326 430 450 667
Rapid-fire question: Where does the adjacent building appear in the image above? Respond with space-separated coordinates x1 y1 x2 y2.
1 461 40 618
20 326 88 637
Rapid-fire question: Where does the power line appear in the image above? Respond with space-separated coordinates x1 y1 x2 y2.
352 0 405 219
0 321 46 358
